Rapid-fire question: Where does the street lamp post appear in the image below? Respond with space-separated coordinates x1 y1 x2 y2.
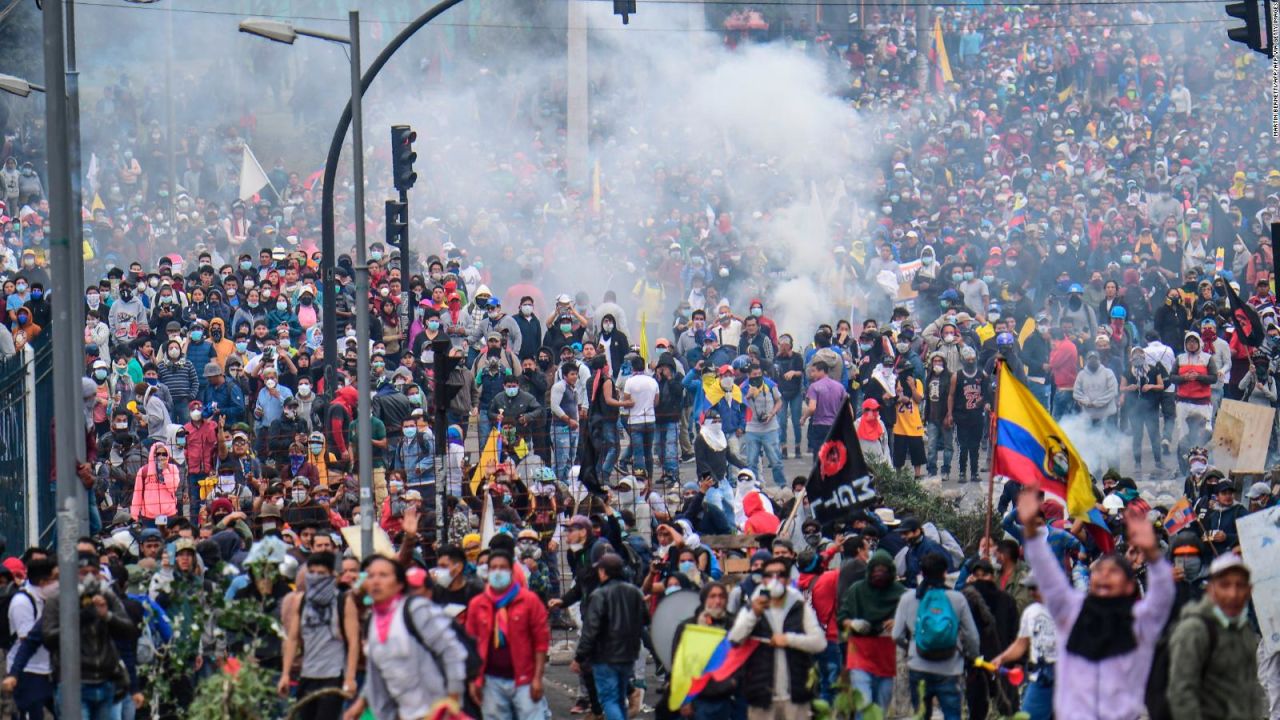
38 0 82 712
240 12 375 556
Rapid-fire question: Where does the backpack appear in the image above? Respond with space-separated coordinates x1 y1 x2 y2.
403 596 483 683
0 589 35 649
1145 614 1218 720
914 588 960 660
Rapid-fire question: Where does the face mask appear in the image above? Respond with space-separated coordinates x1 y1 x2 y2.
749 376 763 387
346 328 357 338
488 569 512 591
407 392 422 405
266 378 278 389
720 378 733 390
145 377 158 386
602 322 614 333
766 579 786 598
963 271 975 281
430 567 454 588
372 361 385 372
115 364 128 375
933 363 945 373
94 369 108 381
190 409 202 422
15 313 27 325
1190 459 1207 475
277 301 288 312
404 426 418 439
567 541 584 552
750 307 763 318
114 421 128 430
504 386 519 397
1055 244 1067 254
297 383 311 396
309 443 324 454
427 320 440 331
291 489 308 504
120 289 134 301
370 250 383 261
520 304 533 316
559 323 573 333
86 293 100 306
476 565 489 581
951 273 963 282
982 274 994 284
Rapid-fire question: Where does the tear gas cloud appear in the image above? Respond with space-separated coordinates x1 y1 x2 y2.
63 1 887 341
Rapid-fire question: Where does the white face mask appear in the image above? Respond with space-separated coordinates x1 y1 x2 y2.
720 377 733 390
297 384 311 396
521 304 533 316
266 378 277 389
291 489 307 504
766 578 786 598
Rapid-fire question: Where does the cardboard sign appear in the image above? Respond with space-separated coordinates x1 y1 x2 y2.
1210 399 1275 473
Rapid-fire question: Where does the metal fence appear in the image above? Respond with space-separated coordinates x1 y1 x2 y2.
0 339 54 553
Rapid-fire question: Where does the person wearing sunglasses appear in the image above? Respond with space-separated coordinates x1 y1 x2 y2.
130 441 180 525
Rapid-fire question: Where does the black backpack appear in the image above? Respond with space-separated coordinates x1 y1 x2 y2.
403 597 483 682
1145 614 1218 720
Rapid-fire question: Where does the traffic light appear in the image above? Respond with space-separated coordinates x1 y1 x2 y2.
385 199 407 248
614 0 636 24
432 339 462 448
1226 0 1271 56
391 124 417 192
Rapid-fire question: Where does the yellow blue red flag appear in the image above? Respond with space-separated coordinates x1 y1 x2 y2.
992 362 1112 550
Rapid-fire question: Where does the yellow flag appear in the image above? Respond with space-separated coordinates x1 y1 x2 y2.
933 16 953 83
91 193 105 212
639 311 649 365
667 624 726 711
469 429 501 494
1057 83 1076 103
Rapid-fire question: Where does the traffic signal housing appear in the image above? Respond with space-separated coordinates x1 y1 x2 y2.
614 0 636 24
391 124 417 192
1227 0 1272 56
386 199 408 248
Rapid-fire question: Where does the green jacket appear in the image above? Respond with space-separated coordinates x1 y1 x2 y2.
1167 597 1264 720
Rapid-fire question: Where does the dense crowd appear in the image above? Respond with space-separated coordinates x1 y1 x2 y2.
1 1 1280 719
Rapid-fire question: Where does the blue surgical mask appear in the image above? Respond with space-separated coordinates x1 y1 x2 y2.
403 426 418 439
190 330 203 342
505 386 519 397
664 585 680 596
488 569 511 591
427 320 440 331
678 560 695 574
235 341 248 353
240 261 253 271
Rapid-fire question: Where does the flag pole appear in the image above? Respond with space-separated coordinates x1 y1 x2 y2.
778 489 805 540
985 358 1003 551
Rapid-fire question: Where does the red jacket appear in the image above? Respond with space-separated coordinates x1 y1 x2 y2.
183 418 220 475
464 586 549 687
809 568 840 642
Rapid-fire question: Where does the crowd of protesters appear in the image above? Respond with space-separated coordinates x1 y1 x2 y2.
0 0 1279 719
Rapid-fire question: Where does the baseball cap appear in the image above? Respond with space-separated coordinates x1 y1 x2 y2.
1208 552 1250 579
564 514 592 531
593 552 624 573
1247 482 1272 500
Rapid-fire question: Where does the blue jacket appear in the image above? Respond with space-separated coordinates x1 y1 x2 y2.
185 340 215 387
199 380 246 426
901 536 953 587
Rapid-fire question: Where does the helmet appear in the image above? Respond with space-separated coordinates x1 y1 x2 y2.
1068 283 1084 294
940 289 960 303
996 332 1016 346
536 466 558 485
1110 305 1127 319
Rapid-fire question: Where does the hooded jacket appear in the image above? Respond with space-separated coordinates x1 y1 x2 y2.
741 490 780 535
131 443 180 519
208 318 236 366
326 385 358 460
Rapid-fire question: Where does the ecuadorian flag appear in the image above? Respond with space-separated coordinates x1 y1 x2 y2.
992 362 1112 551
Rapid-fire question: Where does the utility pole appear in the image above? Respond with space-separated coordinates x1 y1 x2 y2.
348 10 375 557
42 0 83 713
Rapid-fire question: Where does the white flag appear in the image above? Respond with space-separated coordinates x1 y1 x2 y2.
238 145 275 202
479 492 496 547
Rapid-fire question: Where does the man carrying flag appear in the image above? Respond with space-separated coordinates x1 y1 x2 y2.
991 361 1113 552
668 583 738 718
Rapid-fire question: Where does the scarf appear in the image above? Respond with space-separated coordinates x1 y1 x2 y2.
484 583 521 648
1065 595 1137 661
1202 327 1217 346
856 412 883 442
700 421 727 452
372 593 404 644
302 572 339 633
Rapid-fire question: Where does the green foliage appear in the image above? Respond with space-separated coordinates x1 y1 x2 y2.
812 671 884 720
870 458 988 552
143 571 284 715
187 656 280 720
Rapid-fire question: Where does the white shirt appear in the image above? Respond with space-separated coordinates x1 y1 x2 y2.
1017 601 1057 667
623 373 659 425
7 583 49 675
